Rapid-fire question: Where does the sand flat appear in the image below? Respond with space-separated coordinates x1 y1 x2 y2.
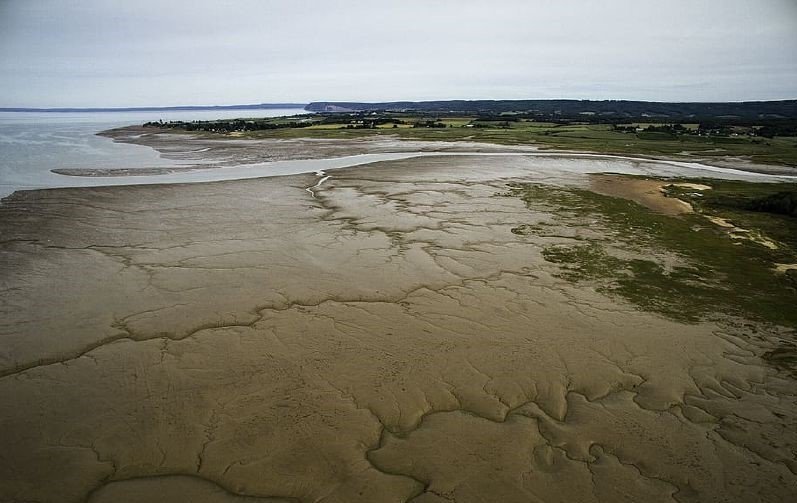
0 155 795 502
589 174 694 216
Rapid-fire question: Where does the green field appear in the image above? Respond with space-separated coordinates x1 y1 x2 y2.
233 119 797 167
148 111 797 167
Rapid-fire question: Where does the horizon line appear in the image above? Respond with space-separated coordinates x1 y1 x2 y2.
0 103 308 113
2 97 797 112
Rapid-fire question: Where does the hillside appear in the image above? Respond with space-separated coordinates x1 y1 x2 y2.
305 99 797 121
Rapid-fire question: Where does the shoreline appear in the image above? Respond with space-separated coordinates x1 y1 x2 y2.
103 124 797 174
3 126 795 203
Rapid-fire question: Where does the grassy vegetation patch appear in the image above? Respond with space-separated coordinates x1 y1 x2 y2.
663 179 797 252
506 180 797 326
542 242 625 282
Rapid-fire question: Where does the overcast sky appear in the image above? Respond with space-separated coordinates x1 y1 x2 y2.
1 0 796 107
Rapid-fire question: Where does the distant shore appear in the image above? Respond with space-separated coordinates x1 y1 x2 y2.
97 123 797 178
0 103 307 113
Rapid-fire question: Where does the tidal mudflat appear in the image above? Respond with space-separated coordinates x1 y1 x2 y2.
1 153 796 502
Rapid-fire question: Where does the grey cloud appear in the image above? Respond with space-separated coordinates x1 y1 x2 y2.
0 0 795 107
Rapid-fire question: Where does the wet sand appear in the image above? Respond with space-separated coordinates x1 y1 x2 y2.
1 155 796 502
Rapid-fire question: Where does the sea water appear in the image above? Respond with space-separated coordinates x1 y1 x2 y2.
0 108 307 198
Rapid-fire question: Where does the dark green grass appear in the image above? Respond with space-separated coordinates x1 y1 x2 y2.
664 179 797 252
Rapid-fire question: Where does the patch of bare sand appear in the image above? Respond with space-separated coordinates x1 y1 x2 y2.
589 174 694 216
775 263 797 274
1 156 795 502
670 182 712 191
707 216 780 250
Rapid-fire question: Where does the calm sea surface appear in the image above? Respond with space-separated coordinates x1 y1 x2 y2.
0 108 307 198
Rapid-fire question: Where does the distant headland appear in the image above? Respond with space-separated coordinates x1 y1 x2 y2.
305 99 797 120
